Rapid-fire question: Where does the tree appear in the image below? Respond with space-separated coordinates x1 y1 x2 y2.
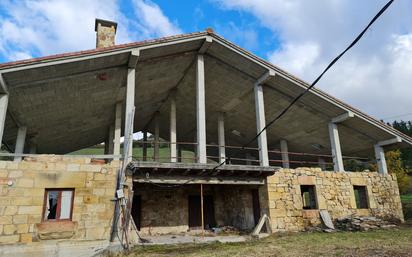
392 120 412 174
386 150 410 194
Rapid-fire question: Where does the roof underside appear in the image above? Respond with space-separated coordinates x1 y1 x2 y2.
1 32 411 158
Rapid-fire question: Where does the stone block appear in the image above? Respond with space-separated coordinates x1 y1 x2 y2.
350 177 366 185
83 195 99 204
80 164 101 172
36 221 77 240
271 209 287 218
16 178 34 188
3 224 16 235
4 206 18 215
85 227 106 240
298 175 316 185
14 197 33 206
13 215 28 224
17 224 29 233
93 188 105 196
0 161 8 169
67 164 80 172
93 173 108 181
27 214 42 224
34 172 86 188
0 235 20 244
0 215 12 225
18 206 42 215
20 233 33 243
8 170 23 178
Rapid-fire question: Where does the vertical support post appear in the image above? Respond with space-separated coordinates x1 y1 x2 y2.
113 102 122 161
14 126 27 162
196 55 207 164
154 112 160 161
318 158 326 171
217 112 226 164
0 94 8 145
254 83 269 166
246 153 253 165
124 68 135 162
200 183 204 237
107 125 115 155
374 144 388 175
328 122 344 171
280 139 289 169
142 131 147 161
29 143 37 154
177 145 182 162
170 94 177 162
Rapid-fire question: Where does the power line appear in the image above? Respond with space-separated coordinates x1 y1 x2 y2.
244 0 394 147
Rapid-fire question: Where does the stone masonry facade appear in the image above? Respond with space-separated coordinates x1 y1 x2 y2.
134 184 256 235
0 160 404 245
0 156 119 245
263 168 404 232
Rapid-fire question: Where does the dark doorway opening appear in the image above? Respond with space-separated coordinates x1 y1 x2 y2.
131 195 141 230
188 195 216 229
252 189 261 226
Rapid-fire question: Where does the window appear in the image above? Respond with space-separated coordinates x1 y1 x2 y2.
354 186 368 209
43 189 74 221
300 185 317 209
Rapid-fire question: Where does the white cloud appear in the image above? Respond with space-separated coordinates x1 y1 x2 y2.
214 0 412 121
131 0 182 38
0 0 182 61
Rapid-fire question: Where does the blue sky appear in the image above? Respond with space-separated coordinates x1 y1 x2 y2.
0 0 412 121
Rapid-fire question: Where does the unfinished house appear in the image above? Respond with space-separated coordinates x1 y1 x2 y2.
0 19 410 251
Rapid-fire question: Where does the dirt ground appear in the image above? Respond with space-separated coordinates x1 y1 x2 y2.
115 225 412 257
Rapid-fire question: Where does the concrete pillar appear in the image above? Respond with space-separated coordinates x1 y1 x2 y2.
217 112 226 164
196 54 207 164
0 94 8 145
328 122 344 171
170 94 177 162
14 126 27 162
374 144 388 175
177 145 182 162
107 125 115 154
280 139 289 169
124 68 135 162
113 102 122 160
318 158 326 171
154 112 160 162
142 131 147 161
254 83 269 166
29 143 37 154
246 153 253 165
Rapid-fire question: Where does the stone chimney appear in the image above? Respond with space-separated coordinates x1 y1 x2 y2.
94 18 117 48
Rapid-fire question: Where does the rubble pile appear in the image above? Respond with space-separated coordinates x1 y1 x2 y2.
335 216 397 231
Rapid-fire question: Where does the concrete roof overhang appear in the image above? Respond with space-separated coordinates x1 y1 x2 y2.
0 31 411 158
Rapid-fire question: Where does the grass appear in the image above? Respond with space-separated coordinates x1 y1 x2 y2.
401 194 412 220
114 227 412 257
400 194 412 203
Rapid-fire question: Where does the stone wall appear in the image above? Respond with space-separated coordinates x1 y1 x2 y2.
96 23 116 48
265 168 404 232
0 156 119 245
134 184 257 235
